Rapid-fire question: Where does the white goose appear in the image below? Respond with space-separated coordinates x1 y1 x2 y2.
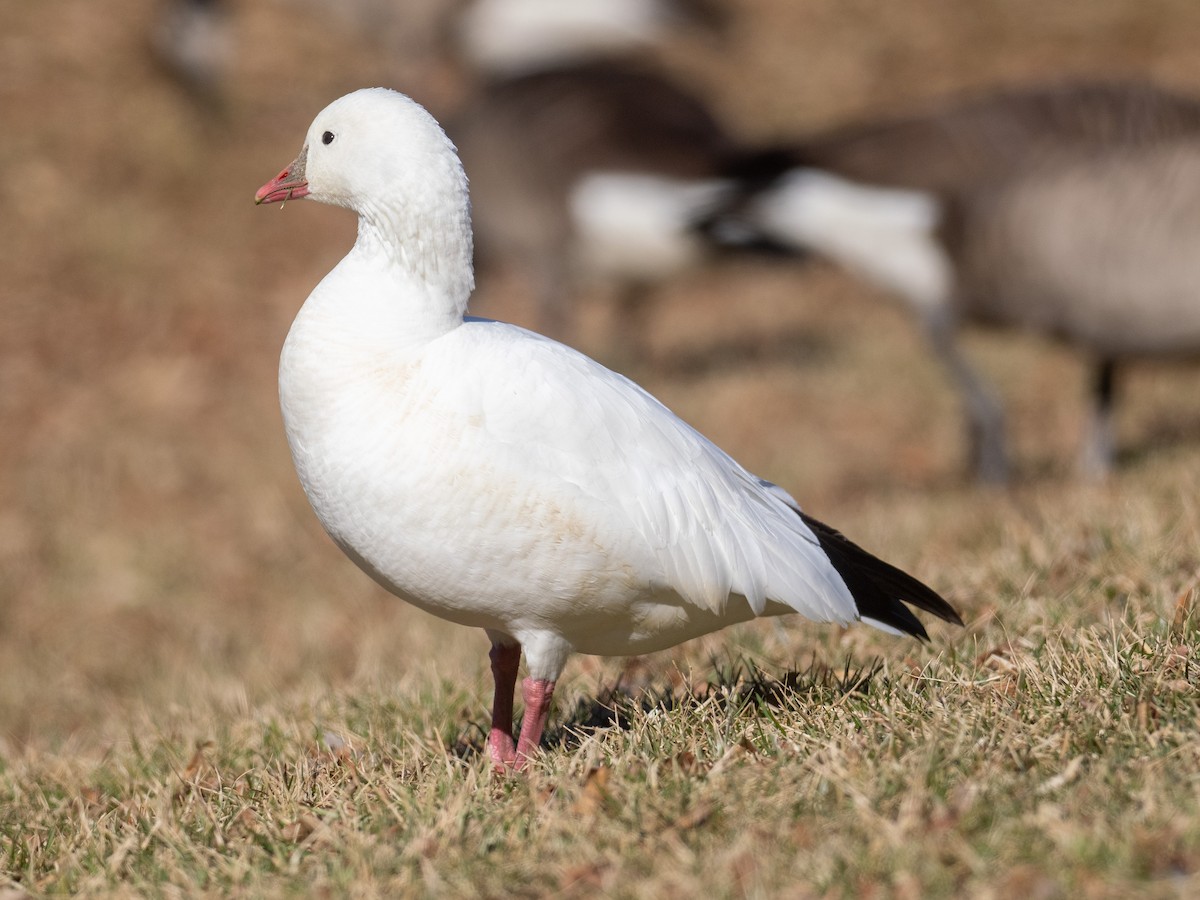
255 88 961 770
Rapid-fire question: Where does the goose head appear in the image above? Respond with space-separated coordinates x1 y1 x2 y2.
256 87 467 209
256 88 474 303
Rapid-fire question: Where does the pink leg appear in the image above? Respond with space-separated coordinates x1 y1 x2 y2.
514 677 556 770
487 643 521 769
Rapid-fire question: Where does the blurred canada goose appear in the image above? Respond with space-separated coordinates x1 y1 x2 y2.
718 80 1200 481
254 88 961 770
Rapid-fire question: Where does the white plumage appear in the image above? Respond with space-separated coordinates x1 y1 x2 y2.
255 88 960 769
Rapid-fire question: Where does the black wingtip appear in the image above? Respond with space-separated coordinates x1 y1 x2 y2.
798 511 964 639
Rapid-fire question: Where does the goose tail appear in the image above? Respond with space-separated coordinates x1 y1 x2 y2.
690 145 808 257
799 511 964 641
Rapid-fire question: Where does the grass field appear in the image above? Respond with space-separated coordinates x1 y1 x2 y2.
3 0 1200 895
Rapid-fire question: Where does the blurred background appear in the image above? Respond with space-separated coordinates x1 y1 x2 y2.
3 0 1200 753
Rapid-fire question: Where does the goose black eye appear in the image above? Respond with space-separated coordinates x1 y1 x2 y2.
321 131 335 145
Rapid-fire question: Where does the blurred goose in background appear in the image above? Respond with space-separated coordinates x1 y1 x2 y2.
709 80 1200 482
254 88 961 770
152 0 233 104
454 62 760 344
450 0 796 346
456 0 727 79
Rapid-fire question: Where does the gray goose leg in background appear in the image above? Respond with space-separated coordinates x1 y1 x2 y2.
1079 358 1118 479
924 307 1010 484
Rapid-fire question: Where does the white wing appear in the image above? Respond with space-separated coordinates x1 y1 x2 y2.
458 320 858 625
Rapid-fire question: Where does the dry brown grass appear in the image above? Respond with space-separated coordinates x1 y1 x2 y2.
3 0 1200 895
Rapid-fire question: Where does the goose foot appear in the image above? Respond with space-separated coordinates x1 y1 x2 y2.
487 642 521 770
513 677 556 770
